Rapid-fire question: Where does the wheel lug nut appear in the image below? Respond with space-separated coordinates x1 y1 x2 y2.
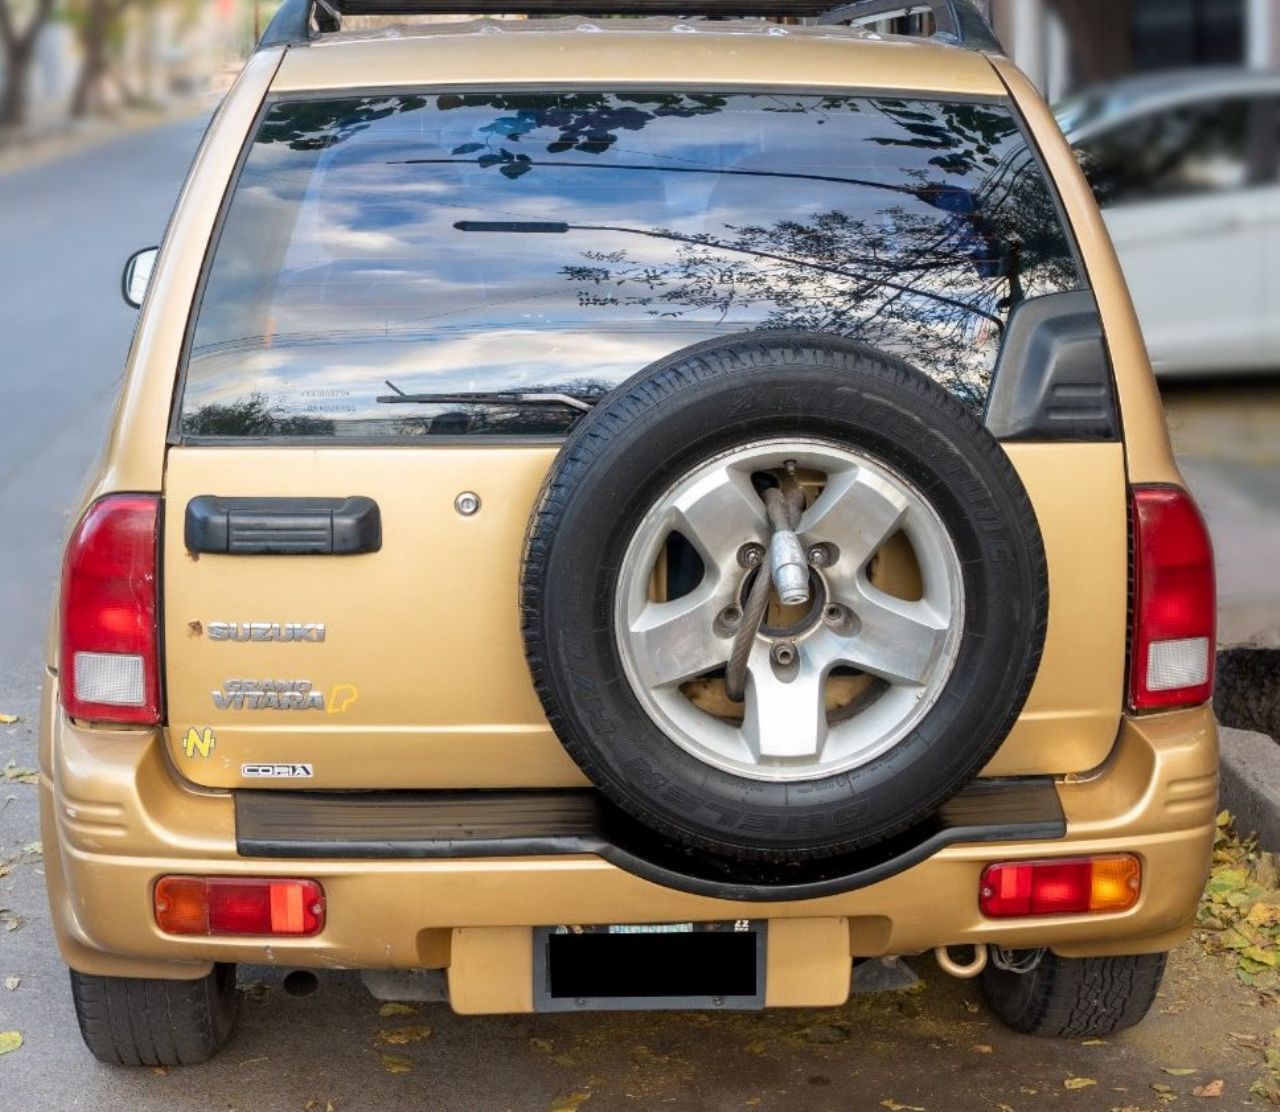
770 642 797 667
807 543 834 567
738 543 765 569
824 604 845 625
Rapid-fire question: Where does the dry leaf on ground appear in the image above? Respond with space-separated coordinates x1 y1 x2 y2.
379 1053 412 1074
1193 1079 1225 1098
377 1002 418 1017
1064 1077 1098 1090
0 1031 21 1056
2 761 36 784
374 1024 431 1046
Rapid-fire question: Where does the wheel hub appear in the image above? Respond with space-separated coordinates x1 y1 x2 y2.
614 438 965 783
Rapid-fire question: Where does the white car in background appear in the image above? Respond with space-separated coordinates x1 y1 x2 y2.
1057 68 1280 378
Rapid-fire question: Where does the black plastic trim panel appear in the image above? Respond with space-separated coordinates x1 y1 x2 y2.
185 496 382 555
235 780 1066 901
984 290 1119 442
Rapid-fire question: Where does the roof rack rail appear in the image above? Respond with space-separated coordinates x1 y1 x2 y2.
259 0 1000 51
817 1 999 51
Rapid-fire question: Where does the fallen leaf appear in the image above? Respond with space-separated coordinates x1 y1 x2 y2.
303 1101 336 1112
21 842 40 857
0 1031 21 1056
530 1037 554 1054
1082 1038 1107 1046
1065 1077 1098 1091
1193 1079 1225 1099
0 714 19 725
377 1002 419 1017
2 761 36 784
3 977 18 991
374 1024 431 1046
550 1093 593 1112
379 1053 412 1074
1164 1067 1199 1076
152 1066 167 1076
880 1102 926 1112
971 1044 994 1054
0 911 23 933
1151 1083 1174 1094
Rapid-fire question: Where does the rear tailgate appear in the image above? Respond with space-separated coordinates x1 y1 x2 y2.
160 440 1126 790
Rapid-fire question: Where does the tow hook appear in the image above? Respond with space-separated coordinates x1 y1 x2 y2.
934 944 989 979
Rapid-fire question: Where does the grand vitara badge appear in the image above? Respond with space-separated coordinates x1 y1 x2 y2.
207 622 326 643
212 679 359 712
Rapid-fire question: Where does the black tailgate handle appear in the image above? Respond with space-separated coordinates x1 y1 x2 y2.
185 496 381 555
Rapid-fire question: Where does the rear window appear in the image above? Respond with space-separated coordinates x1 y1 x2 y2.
180 90 1081 440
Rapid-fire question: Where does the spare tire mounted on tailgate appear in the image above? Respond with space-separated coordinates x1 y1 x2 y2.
521 333 1048 863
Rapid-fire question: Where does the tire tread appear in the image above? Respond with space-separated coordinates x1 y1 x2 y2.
69 965 237 1067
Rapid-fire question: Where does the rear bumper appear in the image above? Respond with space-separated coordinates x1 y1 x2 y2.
41 673 1217 1009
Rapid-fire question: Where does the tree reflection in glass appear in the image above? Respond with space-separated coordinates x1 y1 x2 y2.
182 92 1080 439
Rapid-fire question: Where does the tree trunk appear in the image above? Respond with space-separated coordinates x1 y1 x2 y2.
0 0 56 134
1044 0 1135 87
71 1 113 119
0 40 34 131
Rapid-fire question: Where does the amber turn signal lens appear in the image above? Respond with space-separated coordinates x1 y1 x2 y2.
154 876 325 937
979 855 1140 918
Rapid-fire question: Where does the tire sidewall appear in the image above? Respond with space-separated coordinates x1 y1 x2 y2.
525 336 1046 859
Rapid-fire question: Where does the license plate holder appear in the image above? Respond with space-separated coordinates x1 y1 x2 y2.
533 921 767 1012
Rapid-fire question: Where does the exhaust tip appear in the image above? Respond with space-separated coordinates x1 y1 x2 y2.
281 969 319 997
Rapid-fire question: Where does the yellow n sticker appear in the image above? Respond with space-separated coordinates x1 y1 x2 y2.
181 727 216 759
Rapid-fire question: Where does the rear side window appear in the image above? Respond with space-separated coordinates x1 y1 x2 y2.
180 91 1080 439
1075 96 1253 208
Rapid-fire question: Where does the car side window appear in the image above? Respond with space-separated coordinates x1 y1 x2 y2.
1076 96 1252 209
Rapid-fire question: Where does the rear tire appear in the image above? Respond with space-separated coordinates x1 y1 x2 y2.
980 951 1166 1037
69 963 238 1066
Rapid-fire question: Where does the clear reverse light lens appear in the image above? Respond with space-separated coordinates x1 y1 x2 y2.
72 651 146 707
1146 637 1210 692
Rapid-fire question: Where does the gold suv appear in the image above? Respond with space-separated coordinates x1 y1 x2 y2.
42 0 1219 1065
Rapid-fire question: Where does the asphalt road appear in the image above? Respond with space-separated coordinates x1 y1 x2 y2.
1 118 1279 1112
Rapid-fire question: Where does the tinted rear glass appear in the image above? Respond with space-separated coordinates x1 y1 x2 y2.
181 91 1080 439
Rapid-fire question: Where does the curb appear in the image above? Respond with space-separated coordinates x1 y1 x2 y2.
1220 726 1280 850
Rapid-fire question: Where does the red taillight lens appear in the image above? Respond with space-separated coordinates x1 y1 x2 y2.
1129 485 1215 711
154 877 325 937
980 855 1141 918
59 494 161 725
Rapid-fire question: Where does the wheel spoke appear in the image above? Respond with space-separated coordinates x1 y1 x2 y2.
740 642 828 760
801 466 909 578
628 583 732 688
669 464 770 573
840 585 948 687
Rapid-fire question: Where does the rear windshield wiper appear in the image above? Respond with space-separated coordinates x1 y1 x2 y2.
377 380 595 413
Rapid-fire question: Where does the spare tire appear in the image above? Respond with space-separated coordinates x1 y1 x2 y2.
521 333 1047 862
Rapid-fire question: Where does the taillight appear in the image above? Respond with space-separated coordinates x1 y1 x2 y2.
60 494 161 724
979 855 1141 918
154 877 325 937
1129 485 1215 710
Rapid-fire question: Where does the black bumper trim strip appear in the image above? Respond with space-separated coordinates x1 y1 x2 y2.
235 779 1065 902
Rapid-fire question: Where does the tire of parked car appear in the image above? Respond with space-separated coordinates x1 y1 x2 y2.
521 332 1049 862
69 964 238 1067
980 951 1168 1037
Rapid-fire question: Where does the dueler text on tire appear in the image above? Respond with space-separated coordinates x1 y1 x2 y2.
521 333 1049 862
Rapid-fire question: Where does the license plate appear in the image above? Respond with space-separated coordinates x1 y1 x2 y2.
533 921 766 1012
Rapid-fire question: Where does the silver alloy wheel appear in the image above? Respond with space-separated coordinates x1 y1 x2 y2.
615 438 965 783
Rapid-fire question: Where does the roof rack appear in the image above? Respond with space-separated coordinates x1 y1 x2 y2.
259 0 1000 52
